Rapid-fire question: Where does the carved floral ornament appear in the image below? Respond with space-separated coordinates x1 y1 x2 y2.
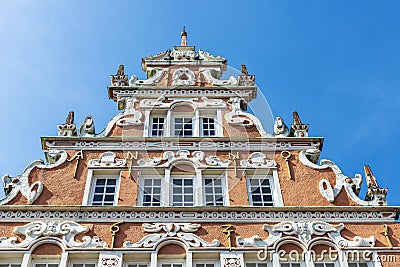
237 221 375 249
0 220 106 249
88 152 126 168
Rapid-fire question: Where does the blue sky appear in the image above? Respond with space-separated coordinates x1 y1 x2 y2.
0 0 399 205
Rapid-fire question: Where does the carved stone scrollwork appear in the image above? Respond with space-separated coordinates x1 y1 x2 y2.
299 149 387 206
205 156 230 167
240 152 276 168
236 221 375 248
88 152 126 168
79 115 95 137
1 150 68 205
200 68 237 86
123 223 220 248
134 68 167 86
0 220 106 248
172 67 196 86
116 97 142 126
225 97 270 137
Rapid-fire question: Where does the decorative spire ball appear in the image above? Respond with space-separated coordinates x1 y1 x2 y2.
181 26 187 46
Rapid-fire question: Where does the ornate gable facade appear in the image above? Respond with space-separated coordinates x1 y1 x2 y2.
0 30 398 267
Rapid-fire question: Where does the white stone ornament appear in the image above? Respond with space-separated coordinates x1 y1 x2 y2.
116 97 142 126
0 150 68 205
134 68 167 85
240 152 276 168
88 152 126 168
205 156 230 167
236 220 375 248
200 68 238 86
225 97 270 137
124 223 220 248
299 149 387 206
0 220 106 248
172 67 196 85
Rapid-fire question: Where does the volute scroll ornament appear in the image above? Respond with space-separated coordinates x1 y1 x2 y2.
1 150 68 205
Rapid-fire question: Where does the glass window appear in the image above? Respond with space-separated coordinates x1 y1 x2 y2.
315 263 335 267
204 178 224 206
249 177 274 206
172 177 194 206
0 265 21 267
91 177 118 206
202 118 216 137
142 178 162 206
348 264 368 267
35 265 59 267
161 264 183 267
246 263 268 267
151 117 165 137
196 264 215 267
280 263 302 267
174 117 193 137
127 264 148 267
72 265 96 267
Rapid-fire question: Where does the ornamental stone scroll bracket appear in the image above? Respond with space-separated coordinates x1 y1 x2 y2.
116 97 142 127
0 220 107 249
298 149 387 206
88 152 126 168
236 221 375 249
225 97 270 137
123 223 220 248
0 150 68 205
137 150 229 168
240 152 277 168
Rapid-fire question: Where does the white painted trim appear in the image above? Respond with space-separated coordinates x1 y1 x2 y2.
271 169 284 207
59 252 69 267
144 110 151 137
22 253 31 267
82 169 94 206
150 251 157 267
216 110 223 137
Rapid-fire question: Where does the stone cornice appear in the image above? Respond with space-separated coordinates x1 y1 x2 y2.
0 206 397 223
41 137 324 151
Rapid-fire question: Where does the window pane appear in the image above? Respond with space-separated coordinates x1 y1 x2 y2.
92 177 117 206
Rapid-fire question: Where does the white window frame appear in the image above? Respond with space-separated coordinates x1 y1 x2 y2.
173 115 194 137
68 261 98 267
200 116 217 137
125 263 149 267
31 260 61 267
246 170 283 207
279 262 305 267
0 263 22 267
194 260 220 267
83 170 121 206
202 174 227 206
150 116 166 137
138 174 163 207
244 262 271 267
347 262 372 267
158 259 186 267
171 175 195 206
313 262 339 267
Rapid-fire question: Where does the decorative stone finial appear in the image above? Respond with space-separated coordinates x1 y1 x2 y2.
238 64 255 86
181 26 187 46
364 165 388 205
57 111 77 137
291 111 309 137
273 117 290 137
111 64 129 86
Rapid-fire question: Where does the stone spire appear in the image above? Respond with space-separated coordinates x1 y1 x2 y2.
181 26 187 46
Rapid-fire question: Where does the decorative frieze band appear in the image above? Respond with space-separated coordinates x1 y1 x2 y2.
44 140 321 151
0 209 396 223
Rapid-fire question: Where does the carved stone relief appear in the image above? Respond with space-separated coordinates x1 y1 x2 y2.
0 220 106 248
124 223 220 248
88 152 126 168
1 150 68 205
237 220 375 248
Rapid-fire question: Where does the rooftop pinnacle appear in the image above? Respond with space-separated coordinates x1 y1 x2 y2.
181 26 187 46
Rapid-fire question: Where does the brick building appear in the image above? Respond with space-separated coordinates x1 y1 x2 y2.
0 30 398 267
